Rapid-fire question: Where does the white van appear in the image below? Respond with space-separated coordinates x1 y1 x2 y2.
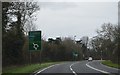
88 57 92 61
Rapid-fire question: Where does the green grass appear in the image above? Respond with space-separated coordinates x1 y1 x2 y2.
102 60 120 69
2 62 61 75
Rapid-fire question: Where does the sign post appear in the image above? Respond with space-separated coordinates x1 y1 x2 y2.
29 31 41 64
72 51 78 61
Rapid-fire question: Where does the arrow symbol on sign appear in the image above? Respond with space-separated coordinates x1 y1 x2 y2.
33 43 39 50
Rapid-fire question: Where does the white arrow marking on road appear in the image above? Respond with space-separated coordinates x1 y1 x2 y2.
86 62 110 74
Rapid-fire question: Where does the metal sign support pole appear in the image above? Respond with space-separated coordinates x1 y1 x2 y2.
40 50 41 65
40 43 42 65
30 51 32 65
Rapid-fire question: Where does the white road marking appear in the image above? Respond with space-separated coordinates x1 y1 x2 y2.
70 62 79 75
86 62 110 74
34 64 59 75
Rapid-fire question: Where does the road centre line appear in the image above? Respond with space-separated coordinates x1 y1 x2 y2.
70 62 79 75
34 64 60 75
86 62 110 74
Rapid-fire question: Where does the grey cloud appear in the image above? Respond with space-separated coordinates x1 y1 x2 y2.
38 2 77 10
35 2 117 40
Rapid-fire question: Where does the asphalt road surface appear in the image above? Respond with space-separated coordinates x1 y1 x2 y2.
34 60 120 75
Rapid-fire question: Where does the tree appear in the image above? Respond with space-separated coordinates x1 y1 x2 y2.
41 37 83 61
111 25 120 63
2 2 40 66
7 2 40 34
90 23 119 63
80 36 89 59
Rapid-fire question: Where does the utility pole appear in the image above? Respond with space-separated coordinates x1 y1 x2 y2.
101 50 102 60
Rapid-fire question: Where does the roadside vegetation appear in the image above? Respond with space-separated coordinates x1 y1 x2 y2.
2 62 61 75
102 60 120 69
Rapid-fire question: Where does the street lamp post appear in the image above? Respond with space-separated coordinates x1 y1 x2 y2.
73 35 76 61
74 35 76 43
101 50 102 60
99 43 102 60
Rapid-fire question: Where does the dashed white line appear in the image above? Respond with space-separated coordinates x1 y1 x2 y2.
34 64 59 75
70 62 79 75
86 62 110 74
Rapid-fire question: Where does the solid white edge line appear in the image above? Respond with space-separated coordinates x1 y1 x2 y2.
70 62 79 75
34 64 59 75
86 62 110 74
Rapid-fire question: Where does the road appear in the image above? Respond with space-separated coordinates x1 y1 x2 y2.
34 60 120 75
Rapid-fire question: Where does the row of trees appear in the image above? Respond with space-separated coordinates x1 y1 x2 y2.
42 37 83 61
22 36 89 63
89 23 120 64
2 2 40 66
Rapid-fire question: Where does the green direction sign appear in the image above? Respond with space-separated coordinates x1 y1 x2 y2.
29 31 41 51
72 51 78 57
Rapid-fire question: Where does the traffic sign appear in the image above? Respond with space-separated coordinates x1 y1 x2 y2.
72 51 78 57
29 31 41 51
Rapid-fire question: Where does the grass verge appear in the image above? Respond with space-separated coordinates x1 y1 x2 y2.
101 60 120 69
2 62 61 75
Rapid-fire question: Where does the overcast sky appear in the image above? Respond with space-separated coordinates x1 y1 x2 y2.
35 2 118 40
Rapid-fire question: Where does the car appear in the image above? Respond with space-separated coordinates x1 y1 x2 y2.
88 57 93 61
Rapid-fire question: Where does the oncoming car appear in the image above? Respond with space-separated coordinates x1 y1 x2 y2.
88 57 93 61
